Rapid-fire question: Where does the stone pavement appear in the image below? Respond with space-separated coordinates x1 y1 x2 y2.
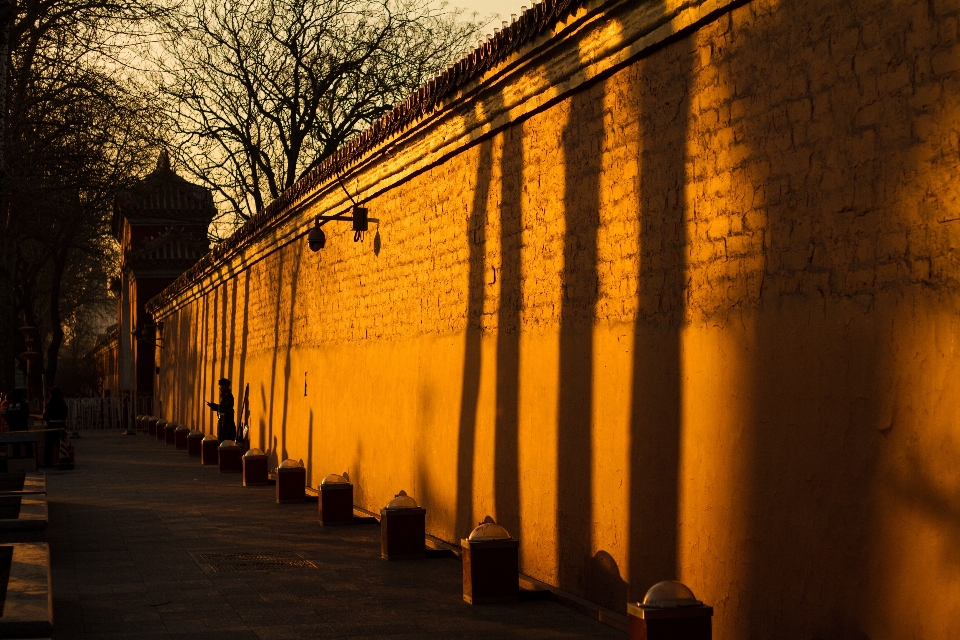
45 433 626 639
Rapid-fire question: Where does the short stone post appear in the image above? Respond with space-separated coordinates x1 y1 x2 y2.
174 425 190 450
187 430 203 457
461 517 518 604
164 421 177 445
201 435 218 465
627 581 713 640
319 473 353 525
276 459 306 503
218 440 242 473
242 448 268 486
380 490 425 560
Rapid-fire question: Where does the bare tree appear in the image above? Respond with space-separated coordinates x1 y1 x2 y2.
6 61 162 387
0 0 168 391
155 0 480 229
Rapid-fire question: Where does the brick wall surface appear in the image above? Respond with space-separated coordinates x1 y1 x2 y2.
154 0 960 637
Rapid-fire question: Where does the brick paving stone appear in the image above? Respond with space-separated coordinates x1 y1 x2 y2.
46 433 626 639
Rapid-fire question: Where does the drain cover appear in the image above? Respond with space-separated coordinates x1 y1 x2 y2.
198 551 317 573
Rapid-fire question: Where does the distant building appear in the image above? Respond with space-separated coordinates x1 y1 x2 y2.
97 151 216 407
91 324 119 397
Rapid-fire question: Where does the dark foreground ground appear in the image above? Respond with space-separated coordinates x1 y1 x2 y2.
46 432 624 639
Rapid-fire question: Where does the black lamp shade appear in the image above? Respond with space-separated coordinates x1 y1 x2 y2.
308 225 326 251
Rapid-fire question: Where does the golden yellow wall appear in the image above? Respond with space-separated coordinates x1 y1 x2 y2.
153 0 960 636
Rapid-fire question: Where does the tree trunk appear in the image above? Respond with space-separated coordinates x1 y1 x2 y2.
44 248 67 389
0 0 16 392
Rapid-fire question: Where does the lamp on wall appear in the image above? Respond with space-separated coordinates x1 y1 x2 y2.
307 174 378 253
307 223 326 251
307 206 377 253
131 321 164 348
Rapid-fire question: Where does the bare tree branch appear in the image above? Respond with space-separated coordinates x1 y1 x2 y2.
153 0 480 233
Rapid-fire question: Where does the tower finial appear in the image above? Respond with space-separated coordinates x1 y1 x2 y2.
155 150 170 172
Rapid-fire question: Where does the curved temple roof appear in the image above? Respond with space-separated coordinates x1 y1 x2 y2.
124 226 210 273
113 151 217 239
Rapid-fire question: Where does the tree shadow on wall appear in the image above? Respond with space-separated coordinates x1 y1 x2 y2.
454 139 494 540
168 309 195 426
224 270 238 383
556 80 602 605
626 29 693 604
717 1 960 637
235 268 252 408
260 244 303 466
462 5 695 613
494 123 523 539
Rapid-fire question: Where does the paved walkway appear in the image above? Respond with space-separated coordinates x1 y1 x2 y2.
46 433 625 639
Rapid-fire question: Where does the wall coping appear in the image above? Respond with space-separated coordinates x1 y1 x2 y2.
147 0 742 319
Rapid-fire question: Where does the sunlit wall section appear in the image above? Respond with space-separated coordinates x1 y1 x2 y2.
150 0 960 636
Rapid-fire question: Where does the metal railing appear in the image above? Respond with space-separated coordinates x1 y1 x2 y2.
65 397 162 430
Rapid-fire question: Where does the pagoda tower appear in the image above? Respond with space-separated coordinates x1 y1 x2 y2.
111 152 216 405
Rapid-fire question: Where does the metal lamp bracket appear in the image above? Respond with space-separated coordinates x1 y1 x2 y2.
131 322 164 349
307 173 380 252
325 173 380 240
313 208 380 233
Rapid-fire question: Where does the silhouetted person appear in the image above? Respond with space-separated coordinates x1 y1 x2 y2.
206 378 236 442
42 387 69 464
121 393 130 431
42 388 68 428
3 390 29 432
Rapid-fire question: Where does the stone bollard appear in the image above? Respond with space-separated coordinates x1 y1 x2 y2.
155 420 167 442
187 430 203 457
461 517 519 605
218 440 242 473
276 459 306 503
147 417 160 437
174 425 190 450
628 581 713 640
59 436 75 470
242 449 268 486
380 490 425 560
319 473 353 525
164 421 177 445
201 435 219 465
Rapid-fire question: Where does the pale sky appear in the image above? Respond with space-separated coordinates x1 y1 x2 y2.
447 0 530 24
